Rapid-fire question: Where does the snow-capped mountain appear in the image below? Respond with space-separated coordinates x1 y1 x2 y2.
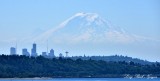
34 12 138 44
8 12 160 62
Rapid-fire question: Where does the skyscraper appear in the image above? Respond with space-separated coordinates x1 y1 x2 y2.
59 53 63 58
48 49 55 58
22 48 30 56
42 52 47 58
31 43 37 57
10 47 16 55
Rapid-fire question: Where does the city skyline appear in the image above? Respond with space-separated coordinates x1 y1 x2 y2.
0 0 160 62
9 43 56 58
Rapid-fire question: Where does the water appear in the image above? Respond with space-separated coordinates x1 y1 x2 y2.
0 78 160 81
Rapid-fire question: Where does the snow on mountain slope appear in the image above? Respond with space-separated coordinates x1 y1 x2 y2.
33 12 158 44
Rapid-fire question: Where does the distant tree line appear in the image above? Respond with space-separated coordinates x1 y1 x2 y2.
70 55 152 65
0 55 160 78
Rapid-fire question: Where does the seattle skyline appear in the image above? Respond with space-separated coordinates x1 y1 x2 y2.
0 0 160 62
10 43 56 58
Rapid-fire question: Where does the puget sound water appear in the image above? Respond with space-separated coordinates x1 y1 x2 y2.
0 78 159 81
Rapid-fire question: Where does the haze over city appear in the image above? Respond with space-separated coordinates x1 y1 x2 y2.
0 0 160 62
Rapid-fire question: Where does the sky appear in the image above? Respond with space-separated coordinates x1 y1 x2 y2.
0 0 160 62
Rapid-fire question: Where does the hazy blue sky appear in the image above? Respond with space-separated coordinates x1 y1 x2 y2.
0 0 160 61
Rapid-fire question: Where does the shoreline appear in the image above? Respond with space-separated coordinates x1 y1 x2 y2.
0 77 53 80
0 77 159 79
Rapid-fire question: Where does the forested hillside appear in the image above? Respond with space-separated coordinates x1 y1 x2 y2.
71 55 152 65
0 55 160 78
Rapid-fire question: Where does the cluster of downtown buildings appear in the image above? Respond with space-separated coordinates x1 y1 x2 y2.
10 43 65 58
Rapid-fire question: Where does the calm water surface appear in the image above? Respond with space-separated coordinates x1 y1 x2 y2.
0 78 160 81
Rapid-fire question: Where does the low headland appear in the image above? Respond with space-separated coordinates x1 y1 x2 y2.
0 55 159 78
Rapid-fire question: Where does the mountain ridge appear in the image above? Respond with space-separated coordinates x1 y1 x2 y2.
33 12 139 44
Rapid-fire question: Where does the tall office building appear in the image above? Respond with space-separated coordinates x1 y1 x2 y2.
10 47 16 55
48 49 55 58
22 48 30 56
42 52 47 58
31 43 37 57
59 53 63 58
